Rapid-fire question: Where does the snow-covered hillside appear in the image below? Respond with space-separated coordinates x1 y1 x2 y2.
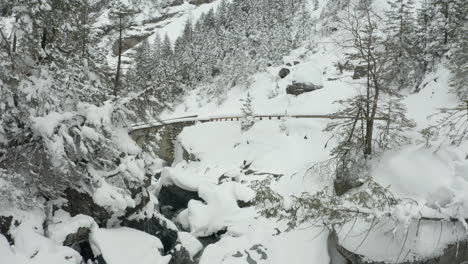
0 0 467 263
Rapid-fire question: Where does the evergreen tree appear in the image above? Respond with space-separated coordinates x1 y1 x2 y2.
132 39 153 90
109 0 136 96
240 92 255 132
385 0 420 89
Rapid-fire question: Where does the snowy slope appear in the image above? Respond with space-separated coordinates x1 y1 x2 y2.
158 10 467 262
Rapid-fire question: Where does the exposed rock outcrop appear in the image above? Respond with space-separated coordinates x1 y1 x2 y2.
159 184 203 218
352 65 367 79
279 68 291 79
0 215 19 244
112 35 151 56
168 243 200 264
286 82 323 96
62 188 111 227
121 214 178 253
189 0 215 6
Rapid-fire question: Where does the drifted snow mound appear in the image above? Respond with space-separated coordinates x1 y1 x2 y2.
0 210 83 264
177 232 203 259
338 216 468 263
159 161 255 237
337 143 468 263
90 227 171 264
372 143 468 218
47 212 97 246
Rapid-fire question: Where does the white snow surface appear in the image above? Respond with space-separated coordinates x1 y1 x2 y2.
47 212 97 245
159 31 467 263
160 161 256 237
177 232 203 259
0 209 83 264
90 227 171 264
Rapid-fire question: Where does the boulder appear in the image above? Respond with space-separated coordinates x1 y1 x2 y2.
158 184 203 217
112 35 150 56
286 62 292 66
352 65 367 79
293 61 300 65
121 214 178 253
62 226 93 247
169 0 185 6
0 215 19 244
279 68 290 79
189 0 215 5
62 188 111 227
286 82 323 96
169 244 197 264
198 228 227 247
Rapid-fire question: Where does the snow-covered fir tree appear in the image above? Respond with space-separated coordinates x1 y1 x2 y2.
240 92 255 132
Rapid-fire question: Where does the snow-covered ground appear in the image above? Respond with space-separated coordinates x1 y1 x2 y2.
153 23 467 263
1 0 466 263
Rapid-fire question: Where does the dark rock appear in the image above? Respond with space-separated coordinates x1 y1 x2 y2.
159 184 203 215
189 0 215 6
279 68 290 79
237 200 253 208
121 215 178 253
77 241 107 264
181 144 200 163
198 228 227 247
62 188 111 227
63 226 92 247
352 65 367 79
169 0 185 7
169 242 201 264
249 244 267 260
0 215 19 244
112 35 151 56
286 82 323 96
121 189 151 219
293 61 300 65
333 176 363 197
286 63 292 67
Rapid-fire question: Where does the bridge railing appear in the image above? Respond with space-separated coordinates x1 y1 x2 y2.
131 113 389 132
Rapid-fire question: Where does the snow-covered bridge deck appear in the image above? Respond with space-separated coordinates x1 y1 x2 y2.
130 113 388 131
129 113 388 163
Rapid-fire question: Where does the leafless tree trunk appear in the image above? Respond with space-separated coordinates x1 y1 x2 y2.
114 14 123 96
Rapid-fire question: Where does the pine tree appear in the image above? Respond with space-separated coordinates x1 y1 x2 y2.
385 0 420 89
240 92 255 132
109 0 136 96
132 39 153 90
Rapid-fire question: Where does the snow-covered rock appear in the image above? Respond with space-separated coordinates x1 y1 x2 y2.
90 227 172 264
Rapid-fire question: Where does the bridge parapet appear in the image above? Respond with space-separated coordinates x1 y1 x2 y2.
130 114 389 163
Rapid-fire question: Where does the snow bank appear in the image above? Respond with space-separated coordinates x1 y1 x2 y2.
47 212 97 245
177 232 203 259
200 218 330 264
338 216 468 263
372 143 468 218
1 210 83 264
187 182 255 237
93 180 136 212
160 161 256 237
90 227 171 264
33 112 74 138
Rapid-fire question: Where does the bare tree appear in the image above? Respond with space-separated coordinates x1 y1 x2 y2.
110 1 135 96
326 0 414 195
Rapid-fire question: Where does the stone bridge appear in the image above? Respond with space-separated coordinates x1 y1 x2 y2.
129 114 387 164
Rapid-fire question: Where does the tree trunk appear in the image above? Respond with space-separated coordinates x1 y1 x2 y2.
114 15 123 96
41 28 47 51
